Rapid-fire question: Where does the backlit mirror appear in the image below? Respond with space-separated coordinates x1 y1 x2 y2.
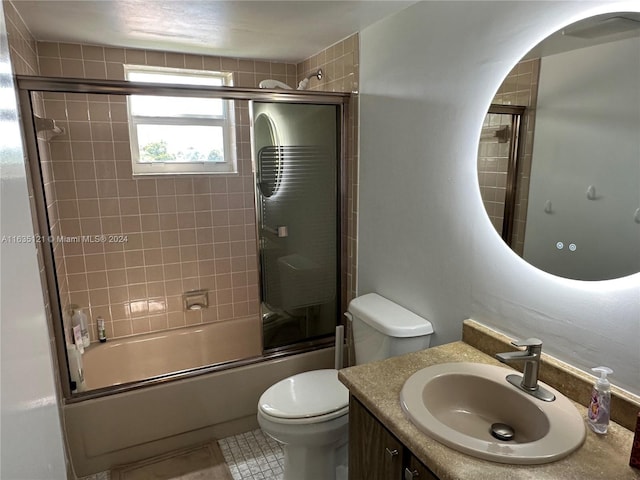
478 12 640 281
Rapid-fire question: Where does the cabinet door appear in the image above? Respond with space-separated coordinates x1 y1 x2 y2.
349 396 403 480
404 453 440 480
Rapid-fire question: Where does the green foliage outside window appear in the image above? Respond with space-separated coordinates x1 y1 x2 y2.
141 140 223 163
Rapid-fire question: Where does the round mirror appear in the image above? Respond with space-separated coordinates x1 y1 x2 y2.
477 12 640 281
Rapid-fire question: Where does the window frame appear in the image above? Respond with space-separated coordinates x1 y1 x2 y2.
124 65 237 176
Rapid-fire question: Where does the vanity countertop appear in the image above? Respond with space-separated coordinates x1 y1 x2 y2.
338 341 639 480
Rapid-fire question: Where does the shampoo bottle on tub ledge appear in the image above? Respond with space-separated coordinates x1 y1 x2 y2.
97 316 107 343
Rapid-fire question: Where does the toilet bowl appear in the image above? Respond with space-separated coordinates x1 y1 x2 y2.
257 293 434 480
257 369 349 480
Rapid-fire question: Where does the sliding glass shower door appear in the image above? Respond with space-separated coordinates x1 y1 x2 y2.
252 102 340 350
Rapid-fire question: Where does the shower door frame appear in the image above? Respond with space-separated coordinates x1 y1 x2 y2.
486 104 526 247
250 100 345 354
16 75 350 401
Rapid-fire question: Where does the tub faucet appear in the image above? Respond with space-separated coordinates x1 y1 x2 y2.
496 338 555 402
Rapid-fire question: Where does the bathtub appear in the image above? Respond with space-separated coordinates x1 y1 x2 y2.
64 317 336 476
81 317 262 390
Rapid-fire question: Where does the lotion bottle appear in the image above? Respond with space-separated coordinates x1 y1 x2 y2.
97 316 107 343
588 366 613 434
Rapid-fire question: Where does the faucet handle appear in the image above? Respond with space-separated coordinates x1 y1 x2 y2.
511 338 542 349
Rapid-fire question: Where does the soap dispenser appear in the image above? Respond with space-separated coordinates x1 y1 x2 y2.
588 366 613 434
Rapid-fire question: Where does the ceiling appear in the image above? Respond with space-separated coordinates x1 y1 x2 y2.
12 0 415 63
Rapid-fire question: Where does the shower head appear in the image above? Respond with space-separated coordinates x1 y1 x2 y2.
258 79 293 90
258 69 323 91
297 69 323 90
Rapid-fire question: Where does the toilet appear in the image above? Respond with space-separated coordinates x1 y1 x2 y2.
257 293 434 480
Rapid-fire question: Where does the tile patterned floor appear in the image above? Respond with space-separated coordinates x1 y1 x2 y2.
79 429 283 480
218 429 285 480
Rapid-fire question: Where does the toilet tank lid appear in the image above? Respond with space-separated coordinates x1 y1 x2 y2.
348 293 434 337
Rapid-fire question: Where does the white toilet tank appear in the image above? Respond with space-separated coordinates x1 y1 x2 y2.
348 293 434 365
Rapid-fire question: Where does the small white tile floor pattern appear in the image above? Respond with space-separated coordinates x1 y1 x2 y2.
218 429 285 480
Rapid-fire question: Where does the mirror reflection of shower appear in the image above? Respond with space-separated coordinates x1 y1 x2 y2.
252 102 340 350
258 69 323 90
477 106 525 252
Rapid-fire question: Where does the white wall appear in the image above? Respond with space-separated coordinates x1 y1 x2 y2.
524 36 640 280
0 8 67 479
358 1 640 394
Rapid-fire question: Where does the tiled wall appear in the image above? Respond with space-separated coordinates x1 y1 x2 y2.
33 38 360 343
297 33 359 93
4 0 75 344
9 3 360 348
4 0 36 74
37 42 299 86
298 34 359 303
3 1 66 356
478 58 539 255
477 114 511 231
3 0 46 307
3 1 73 477
35 42 303 342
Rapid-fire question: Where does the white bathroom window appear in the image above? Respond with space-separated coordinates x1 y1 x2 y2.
124 65 237 176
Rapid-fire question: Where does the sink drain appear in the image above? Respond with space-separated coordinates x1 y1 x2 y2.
490 422 515 441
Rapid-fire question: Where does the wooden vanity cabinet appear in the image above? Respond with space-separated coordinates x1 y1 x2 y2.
349 396 439 480
349 395 404 479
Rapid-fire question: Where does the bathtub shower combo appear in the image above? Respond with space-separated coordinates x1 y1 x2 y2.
18 75 348 400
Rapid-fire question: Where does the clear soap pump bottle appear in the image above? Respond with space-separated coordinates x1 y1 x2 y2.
587 366 613 434
72 307 90 349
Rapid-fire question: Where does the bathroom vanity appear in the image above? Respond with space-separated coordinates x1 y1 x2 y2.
349 395 437 479
339 327 639 480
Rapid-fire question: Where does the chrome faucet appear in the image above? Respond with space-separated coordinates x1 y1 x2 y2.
496 338 555 402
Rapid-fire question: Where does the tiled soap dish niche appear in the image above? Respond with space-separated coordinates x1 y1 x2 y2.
183 289 209 311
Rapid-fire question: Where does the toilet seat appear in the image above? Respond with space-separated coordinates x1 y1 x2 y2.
259 369 349 424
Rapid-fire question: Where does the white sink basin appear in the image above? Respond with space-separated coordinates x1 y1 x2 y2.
400 362 586 464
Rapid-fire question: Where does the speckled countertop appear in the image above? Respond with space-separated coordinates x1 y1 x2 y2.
338 342 640 480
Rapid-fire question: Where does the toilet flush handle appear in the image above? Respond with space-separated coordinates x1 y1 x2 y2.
343 312 354 367
334 325 344 370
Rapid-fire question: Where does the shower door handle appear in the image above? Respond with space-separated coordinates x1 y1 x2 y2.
263 225 288 237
